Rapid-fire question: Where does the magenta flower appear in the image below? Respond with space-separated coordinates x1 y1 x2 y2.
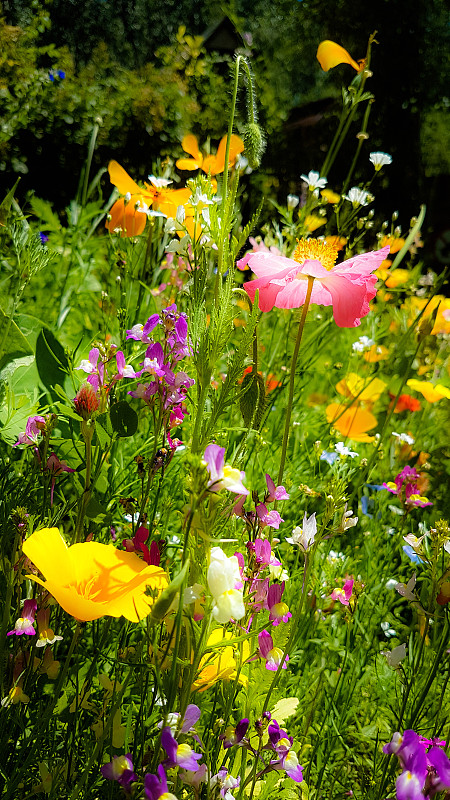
383 466 433 508
203 444 249 495
383 729 450 800
267 582 292 626
101 754 137 792
115 350 136 379
14 415 47 446
7 599 37 636
256 503 284 529
331 578 354 606
161 726 202 771
145 765 177 800
258 629 289 671
265 474 289 502
239 243 390 327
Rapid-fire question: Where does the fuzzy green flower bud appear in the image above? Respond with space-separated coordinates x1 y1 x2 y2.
243 122 266 170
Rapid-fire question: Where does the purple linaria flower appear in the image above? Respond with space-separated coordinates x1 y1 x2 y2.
161 726 202 771
267 582 292 626
101 754 137 792
145 764 177 800
7 599 37 637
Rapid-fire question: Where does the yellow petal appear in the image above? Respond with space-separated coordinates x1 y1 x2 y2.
108 160 143 196
326 402 377 442
175 157 202 171
180 134 202 161
317 40 362 72
407 380 450 403
212 134 245 175
22 527 74 586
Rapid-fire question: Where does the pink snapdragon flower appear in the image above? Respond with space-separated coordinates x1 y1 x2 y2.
258 629 289 671
331 578 354 606
7 599 37 636
203 444 249 495
14 415 48 446
265 474 289 502
383 465 433 508
267 582 292 626
239 241 390 328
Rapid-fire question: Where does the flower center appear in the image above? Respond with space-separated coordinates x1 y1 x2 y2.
293 238 339 272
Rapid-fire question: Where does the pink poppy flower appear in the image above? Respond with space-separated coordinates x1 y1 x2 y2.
239 241 390 328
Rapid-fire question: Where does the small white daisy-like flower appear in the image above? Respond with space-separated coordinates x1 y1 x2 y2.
352 335 375 352
343 187 372 207
392 432 415 445
300 170 328 190
147 175 172 188
287 194 299 209
335 442 358 458
369 151 393 170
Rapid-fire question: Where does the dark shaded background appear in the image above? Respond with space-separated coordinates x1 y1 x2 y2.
1 0 449 269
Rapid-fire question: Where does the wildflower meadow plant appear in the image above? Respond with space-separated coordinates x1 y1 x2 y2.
1 31 450 800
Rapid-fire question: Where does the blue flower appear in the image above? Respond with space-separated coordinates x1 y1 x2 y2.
320 451 338 466
402 545 423 565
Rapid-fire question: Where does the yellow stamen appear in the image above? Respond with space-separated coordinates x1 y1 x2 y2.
293 238 339 272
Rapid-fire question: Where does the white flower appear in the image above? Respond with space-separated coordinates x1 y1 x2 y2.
352 335 375 352
207 547 245 624
343 187 372 207
381 621 397 637
147 175 172 188
175 204 186 224
392 432 415 445
300 170 327 190
369 152 392 170
268 564 289 582
339 505 358 531
328 550 345 563
286 512 317 552
287 194 299 209
385 578 398 590
335 442 358 458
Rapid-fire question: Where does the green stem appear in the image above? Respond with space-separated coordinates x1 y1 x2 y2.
81 123 100 208
277 276 314 486
74 420 94 543
218 56 242 277
5 623 82 799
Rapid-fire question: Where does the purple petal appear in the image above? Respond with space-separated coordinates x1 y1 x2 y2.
258 629 273 658
161 726 178 763
181 704 201 733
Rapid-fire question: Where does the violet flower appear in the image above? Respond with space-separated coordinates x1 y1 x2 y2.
14 415 48 446
256 503 284 529
222 718 249 748
161 726 202 771
145 764 177 800
101 754 137 792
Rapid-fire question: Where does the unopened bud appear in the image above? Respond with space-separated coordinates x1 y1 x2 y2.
243 122 266 170
392 210 399 222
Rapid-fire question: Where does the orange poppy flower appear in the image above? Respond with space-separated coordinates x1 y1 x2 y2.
22 527 168 622
176 133 244 176
326 402 377 442
106 161 191 238
316 41 365 73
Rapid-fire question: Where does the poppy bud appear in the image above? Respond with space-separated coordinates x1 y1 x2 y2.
243 122 266 170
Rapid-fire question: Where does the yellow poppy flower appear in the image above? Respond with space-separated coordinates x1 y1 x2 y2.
363 344 389 363
406 380 450 403
304 214 326 232
192 628 249 693
385 268 410 288
316 40 365 73
336 373 386 404
176 133 244 176
321 189 341 204
22 528 168 623
326 403 377 442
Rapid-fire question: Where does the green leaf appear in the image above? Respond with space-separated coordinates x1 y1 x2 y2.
109 401 138 438
239 370 266 429
36 328 69 390
0 306 33 371
28 195 62 232
85 495 111 522
150 559 190 622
